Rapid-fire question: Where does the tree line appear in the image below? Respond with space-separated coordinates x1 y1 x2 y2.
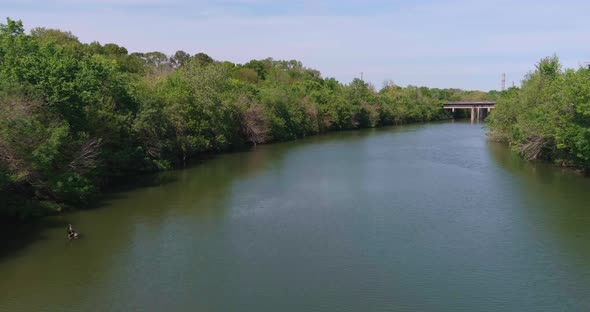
488 56 590 172
0 18 493 218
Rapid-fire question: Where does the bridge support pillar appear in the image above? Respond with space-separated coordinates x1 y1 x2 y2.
471 107 475 122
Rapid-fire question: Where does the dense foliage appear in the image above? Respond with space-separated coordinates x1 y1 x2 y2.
488 56 590 171
0 18 489 218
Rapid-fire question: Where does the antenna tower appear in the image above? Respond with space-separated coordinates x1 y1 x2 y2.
501 73 506 91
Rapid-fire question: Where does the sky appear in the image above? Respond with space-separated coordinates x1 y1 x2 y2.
2 0 590 91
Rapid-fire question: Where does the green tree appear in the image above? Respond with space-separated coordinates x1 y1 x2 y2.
171 50 190 68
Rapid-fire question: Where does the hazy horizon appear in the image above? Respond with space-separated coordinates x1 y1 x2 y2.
3 0 590 91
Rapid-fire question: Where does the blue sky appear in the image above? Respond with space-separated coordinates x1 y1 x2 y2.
2 0 590 90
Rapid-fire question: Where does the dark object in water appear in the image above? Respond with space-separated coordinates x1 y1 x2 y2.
67 224 79 240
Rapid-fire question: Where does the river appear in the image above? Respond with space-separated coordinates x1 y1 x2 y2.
1 121 590 311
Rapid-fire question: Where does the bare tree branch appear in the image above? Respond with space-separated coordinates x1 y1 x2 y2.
68 138 101 175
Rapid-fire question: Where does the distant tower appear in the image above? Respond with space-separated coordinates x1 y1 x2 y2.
512 81 515 88
361 72 364 81
501 73 506 91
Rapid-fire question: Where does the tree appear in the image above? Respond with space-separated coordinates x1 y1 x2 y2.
171 50 190 68
193 52 214 66
0 18 24 36
536 55 561 79
102 43 128 56
488 56 590 170
2 17 468 218
30 27 83 55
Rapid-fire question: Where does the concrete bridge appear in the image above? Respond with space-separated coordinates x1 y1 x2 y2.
443 101 496 122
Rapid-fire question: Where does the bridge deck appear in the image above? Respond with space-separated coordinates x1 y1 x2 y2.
444 101 496 108
444 101 495 121
446 101 496 105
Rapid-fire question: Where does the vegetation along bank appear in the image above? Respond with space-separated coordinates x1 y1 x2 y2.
0 18 513 218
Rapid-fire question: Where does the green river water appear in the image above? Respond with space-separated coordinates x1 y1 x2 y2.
1 121 590 311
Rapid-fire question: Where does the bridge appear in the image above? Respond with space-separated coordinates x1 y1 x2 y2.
443 101 496 122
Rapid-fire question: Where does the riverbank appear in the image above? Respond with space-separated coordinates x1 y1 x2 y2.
3 121 590 311
486 56 590 173
2 118 452 220
1 18 498 219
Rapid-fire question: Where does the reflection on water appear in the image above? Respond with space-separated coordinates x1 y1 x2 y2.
1 121 590 311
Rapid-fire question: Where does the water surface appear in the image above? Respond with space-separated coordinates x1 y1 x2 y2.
1 121 590 311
